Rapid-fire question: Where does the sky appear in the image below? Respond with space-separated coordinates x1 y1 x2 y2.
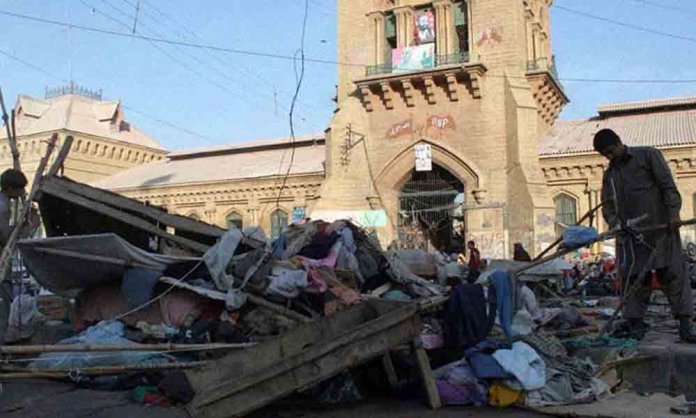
0 0 694 151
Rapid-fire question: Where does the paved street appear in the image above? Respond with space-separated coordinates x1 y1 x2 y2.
0 379 546 418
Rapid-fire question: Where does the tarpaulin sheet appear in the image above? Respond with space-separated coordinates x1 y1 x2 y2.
17 233 199 296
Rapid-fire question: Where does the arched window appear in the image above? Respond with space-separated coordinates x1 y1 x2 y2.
270 209 288 239
226 211 243 230
554 194 578 227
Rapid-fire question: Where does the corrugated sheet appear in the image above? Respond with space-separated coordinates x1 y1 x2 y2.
540 108 696 156
94 140 326 190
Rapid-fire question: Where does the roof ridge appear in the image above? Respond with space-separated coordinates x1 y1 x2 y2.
598 96 696 116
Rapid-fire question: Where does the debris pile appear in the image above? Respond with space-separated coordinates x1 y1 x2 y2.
0 177 694 417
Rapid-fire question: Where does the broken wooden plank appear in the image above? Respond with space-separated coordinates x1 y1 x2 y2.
413 338 442 409
40 181 210 253
382 352 399 388
42 176 225 238
187 301 420 418
46 135 74 177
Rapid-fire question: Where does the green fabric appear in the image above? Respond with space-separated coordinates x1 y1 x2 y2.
563 336 637 350
133 386 158 403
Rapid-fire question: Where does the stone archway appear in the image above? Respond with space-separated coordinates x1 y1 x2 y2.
374 139 483 250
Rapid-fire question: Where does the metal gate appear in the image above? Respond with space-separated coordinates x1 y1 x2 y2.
397 164 465 251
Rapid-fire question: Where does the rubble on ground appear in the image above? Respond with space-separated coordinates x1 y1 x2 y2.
1 177 694 418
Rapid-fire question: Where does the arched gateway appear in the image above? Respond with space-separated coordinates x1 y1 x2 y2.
398 163 465 252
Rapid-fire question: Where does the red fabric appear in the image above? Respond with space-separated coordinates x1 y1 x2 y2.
468 248 481 271
74 284 214 332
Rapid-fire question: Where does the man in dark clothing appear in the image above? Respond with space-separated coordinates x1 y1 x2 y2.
595 129 696 342
467 240 482 283
0 169 38 345
513 243 532 262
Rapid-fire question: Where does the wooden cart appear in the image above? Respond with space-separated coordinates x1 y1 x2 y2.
186 299 441 417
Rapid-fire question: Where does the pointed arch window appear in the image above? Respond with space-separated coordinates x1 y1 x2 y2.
554 194 577 227
270 209 288 239
226 211 243 230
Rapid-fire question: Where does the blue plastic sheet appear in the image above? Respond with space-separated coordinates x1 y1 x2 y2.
30 321 174 370
562 226 599 248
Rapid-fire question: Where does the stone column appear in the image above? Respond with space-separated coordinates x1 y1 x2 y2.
393 6 414 48
433 0 455 56
368 11 386 66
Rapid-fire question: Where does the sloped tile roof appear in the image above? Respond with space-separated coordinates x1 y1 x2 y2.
597 96 696 115
94 136 326 190
1 94 165 150
540 97 696 156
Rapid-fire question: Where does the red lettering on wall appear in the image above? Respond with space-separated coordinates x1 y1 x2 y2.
386 119 413 138
427 115 456 131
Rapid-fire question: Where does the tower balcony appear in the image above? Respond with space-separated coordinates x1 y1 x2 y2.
525 56 569 126
355 55 487 112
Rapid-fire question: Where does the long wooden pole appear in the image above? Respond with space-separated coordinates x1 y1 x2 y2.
46 135 74 177
0 342 255 355
0 134 58 278
0 361 208 377
533 202 604 261
517 217 696 277
0 87 21 172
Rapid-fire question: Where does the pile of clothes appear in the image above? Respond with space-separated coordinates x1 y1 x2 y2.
434 334 609 408
57 220 444 347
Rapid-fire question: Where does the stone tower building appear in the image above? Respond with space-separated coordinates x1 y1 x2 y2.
311 0 568 257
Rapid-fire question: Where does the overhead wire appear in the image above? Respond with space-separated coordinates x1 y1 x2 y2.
0 45 218 145
275 0 310 211
553 4 696 45
0 9 362 67
2 7 696 86
79 0 307 127
625 0 696 17
112 0 320 118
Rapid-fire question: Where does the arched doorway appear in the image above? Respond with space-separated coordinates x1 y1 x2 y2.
398 163 465 252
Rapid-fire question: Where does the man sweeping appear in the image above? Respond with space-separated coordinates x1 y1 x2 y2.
0 169 36 344
594 129 696 342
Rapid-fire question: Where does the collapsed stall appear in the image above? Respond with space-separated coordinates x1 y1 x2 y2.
5 175 693 417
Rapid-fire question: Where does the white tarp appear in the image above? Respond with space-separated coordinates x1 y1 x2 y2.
18 233 198 296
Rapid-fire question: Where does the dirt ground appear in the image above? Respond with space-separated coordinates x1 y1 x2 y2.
0 379 547 418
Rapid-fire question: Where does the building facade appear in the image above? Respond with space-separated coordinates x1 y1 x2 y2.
95 136 326 237
5 2 696 258
311 0 567 256
0 85 167 184
540 97 696 244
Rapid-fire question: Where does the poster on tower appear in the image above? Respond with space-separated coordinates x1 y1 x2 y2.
415 144 432 172
391 44 435 73
413 8 435 45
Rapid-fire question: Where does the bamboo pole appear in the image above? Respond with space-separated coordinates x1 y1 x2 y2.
0 361 208 377
0 342 255 355
0 134 57 278
0 87 21 172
